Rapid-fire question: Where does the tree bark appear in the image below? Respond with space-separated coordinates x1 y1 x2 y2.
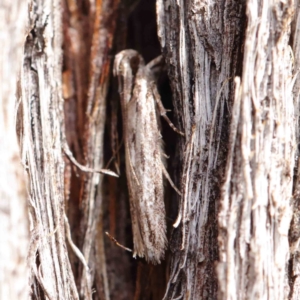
1 0 300 299
0 1 29 299
157 0 243 298
157 0 297 299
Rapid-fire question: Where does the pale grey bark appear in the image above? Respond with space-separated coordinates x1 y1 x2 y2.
20 0 79 299
17 0 119 299
157 0 297 299
0 1 29 299
289 1 300 299
2 0 300 299
157 0 243 298
218 1 295 298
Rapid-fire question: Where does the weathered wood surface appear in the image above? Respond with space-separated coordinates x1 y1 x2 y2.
218 1 295 298
157 0 243 298
20 0 80 298
289 1 300 299
1 0 300 299
157 0 297 299
19 0 120 299
0 1 29 299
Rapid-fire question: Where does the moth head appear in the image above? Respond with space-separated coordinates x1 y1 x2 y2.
113 49 145 77
113 50 146 105
129 55 140 77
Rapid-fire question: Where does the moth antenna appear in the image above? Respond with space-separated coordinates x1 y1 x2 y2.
162 152 170 159
147 55 164 69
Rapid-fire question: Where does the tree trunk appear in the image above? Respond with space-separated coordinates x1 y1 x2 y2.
0 1 29 299
1 0 300 299
157 0 297 298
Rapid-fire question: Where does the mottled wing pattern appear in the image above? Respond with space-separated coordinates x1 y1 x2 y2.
114 50 167 263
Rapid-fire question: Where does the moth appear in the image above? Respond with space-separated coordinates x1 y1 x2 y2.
113 49 183 264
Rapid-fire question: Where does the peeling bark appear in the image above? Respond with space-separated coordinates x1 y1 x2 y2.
2 0 300 299
157 0 244 298
218 1 295 299
0 1 29 299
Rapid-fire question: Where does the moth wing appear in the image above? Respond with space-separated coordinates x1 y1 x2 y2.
126 70 167 263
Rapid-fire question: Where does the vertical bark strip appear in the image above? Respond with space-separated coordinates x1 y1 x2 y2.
218 0 295 299
157 0 244 298
60 0 121 297
77 0 120 298
21 0 79 298
288 0 300 298
0 1 29 299
2 0 299 298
